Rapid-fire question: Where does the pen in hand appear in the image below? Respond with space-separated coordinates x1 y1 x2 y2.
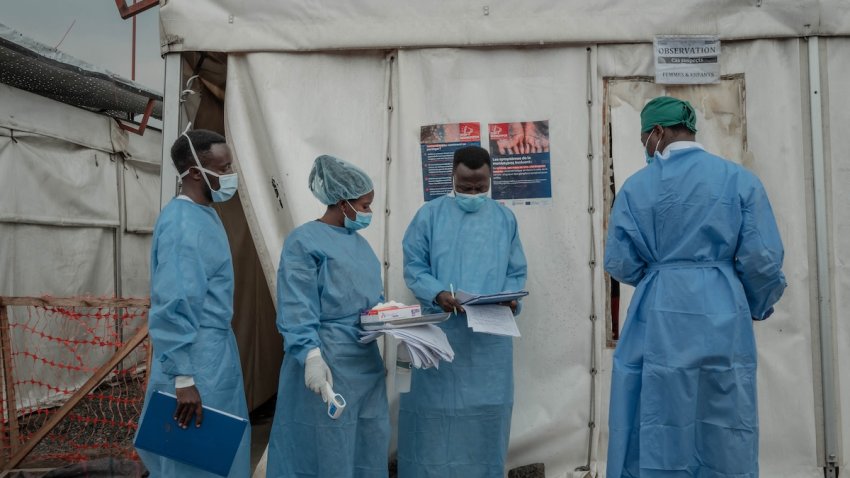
450 283 457 315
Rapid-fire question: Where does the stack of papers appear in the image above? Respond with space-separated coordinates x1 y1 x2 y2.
465 304 521 337
360 324 454 369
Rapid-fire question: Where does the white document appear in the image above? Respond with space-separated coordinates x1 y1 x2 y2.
359 324 454 369
465 304 521 337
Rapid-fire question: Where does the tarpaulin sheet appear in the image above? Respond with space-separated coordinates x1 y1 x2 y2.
160 0 850 53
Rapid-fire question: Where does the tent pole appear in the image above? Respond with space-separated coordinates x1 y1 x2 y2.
160 53 184 210
576 45 598 473
807 36 839 478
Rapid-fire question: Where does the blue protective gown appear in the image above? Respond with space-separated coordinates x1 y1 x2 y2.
136 198 250 478
604 145 786 478
398 195 527 478
267 220 389 478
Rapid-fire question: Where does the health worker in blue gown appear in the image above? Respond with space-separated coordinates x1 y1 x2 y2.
136 129 250 477
267 155 389 478
398 146 528 478
605 97 787 478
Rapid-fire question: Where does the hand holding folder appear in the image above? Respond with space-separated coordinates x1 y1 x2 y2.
135 391 248 477
174 385 203 429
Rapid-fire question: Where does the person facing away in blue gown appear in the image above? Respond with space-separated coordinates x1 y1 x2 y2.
136 128 251 477
604 96 787 478
398 146 528 478
266 155 390 478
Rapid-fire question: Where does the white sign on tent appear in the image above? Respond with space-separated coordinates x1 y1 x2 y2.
654 35 721 85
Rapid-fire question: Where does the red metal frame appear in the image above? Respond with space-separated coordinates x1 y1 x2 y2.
117 98 156 135
114 0 158 20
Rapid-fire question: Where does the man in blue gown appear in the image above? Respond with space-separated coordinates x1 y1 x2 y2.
605 97 787 477
267 155 389 477
398 146 528 478
137 129 250 477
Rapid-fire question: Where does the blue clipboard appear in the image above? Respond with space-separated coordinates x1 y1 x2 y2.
134 391 248 477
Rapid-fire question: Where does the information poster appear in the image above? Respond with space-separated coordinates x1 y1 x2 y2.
488 120 552 205
654 35 721 84
420 122 481 201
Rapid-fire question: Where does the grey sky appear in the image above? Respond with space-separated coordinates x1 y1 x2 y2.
2 0 164 91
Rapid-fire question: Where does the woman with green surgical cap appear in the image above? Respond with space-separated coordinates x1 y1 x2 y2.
266 155 389 477
605 96 786 477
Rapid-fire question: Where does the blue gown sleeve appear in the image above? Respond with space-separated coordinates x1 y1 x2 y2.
604 190 647 287
402 207 446 306
504 211 528 314
735 174 787 320
277 234 323 365
149 227 207 378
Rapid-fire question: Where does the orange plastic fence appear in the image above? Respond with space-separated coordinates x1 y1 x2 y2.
0 297 150 470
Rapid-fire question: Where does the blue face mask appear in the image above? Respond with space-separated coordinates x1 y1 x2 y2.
179 131 238 202
344 201 372 230
455 192 488 213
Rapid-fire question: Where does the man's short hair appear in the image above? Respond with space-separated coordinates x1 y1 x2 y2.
665 124 695 135
170 130 227 173
452 146 491 172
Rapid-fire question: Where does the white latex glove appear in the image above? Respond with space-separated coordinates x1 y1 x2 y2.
305 348 333 402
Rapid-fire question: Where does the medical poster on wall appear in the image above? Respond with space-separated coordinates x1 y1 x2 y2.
419 122 481 201
488 121 552 205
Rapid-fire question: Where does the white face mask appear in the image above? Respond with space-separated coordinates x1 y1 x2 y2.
177 126 238 202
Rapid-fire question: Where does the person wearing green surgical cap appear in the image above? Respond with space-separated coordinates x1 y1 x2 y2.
266 154 390 477
639 96 698 164
605 96 786 477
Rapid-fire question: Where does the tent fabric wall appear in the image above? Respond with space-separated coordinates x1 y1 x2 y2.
221 37 842 476
825 37 850 469
0 82 161 408
224 52 391 293
0 130 119 227
159 1 850 53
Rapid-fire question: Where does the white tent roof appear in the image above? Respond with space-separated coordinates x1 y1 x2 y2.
160 0 850 53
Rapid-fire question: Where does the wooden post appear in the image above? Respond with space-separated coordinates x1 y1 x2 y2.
0 307 8 467
0 306 20 458
1 324 149 472
144 333 153 389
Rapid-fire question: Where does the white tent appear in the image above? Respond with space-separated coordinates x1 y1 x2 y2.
0 24 163 409
158 2 850 476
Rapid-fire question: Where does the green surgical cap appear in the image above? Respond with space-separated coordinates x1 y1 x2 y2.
309 155 374 205
640 96 698 133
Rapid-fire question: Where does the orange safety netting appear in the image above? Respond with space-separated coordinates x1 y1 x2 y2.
1 301 149 468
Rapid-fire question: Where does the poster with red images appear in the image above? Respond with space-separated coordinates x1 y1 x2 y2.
488 121 552 205
419 122 481 201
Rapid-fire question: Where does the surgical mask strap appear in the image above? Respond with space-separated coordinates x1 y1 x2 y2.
180 122 217 192
643 130 653 152
345 200 370 219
